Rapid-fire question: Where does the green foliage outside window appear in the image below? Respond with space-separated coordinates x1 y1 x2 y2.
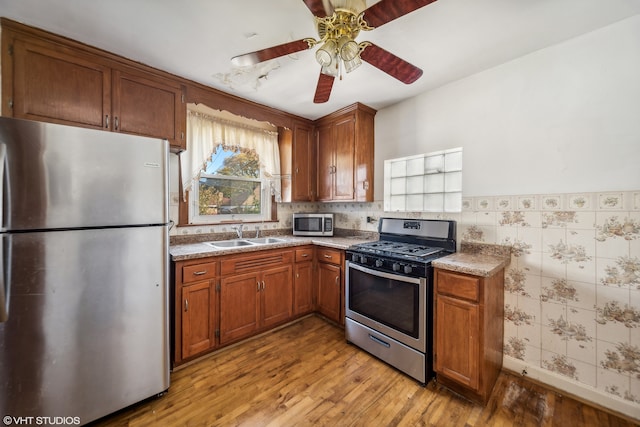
198 147 262 216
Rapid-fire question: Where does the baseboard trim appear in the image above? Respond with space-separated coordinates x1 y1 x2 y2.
503 357 640 422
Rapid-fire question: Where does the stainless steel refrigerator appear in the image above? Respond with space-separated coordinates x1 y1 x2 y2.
0 117 170 425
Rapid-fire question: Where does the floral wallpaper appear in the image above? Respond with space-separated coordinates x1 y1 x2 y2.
463 190 640 408
277 190 640 414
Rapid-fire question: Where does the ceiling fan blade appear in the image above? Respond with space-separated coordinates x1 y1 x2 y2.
360 43 423 84
231 39 311 67
302 0 334 17
362 0 437 28
313 72 335 103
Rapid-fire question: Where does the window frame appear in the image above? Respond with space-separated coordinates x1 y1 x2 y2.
188 165 272 225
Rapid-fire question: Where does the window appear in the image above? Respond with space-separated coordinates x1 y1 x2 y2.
384 148 462 213
181 107 281 224
196 146 263 217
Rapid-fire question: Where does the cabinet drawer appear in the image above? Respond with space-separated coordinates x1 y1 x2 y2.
436 270 480 302
316 248 342 265
182 262 218 284
221 249 294 275
295 247 314 262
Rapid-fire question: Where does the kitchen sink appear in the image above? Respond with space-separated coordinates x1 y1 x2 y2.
205 240 258 248
244 237 287 244
205 237 288 248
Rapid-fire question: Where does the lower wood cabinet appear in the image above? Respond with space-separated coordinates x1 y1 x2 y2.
172 245 345 367
434 267 504 404
181 279 217 359
316 248 343 324
174 260 219 364
219 250 293 346
294 247 315 315
219 264 293 345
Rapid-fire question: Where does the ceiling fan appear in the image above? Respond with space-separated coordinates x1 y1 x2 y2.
231 0 438 103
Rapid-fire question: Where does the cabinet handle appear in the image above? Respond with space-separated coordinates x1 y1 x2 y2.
296 273 299 278
324 254 332 259
184 299 188 312
335 276 339 284
114 116 119 130
193 270 208 276
105 115 109 129
302 254 309 258
262 281 266 290
257 281 260 292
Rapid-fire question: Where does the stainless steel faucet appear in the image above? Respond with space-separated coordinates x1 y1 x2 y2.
232 224 243 238
255 226 260 238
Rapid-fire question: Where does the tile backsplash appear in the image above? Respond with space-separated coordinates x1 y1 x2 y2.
173 190 640 417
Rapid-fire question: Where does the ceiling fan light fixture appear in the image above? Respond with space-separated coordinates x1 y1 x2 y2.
321 62 339 77
337 36 359 61
343 55 362 73
315 39 337 67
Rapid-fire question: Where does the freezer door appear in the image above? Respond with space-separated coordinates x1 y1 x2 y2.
0 226 169 424
0 117 168 231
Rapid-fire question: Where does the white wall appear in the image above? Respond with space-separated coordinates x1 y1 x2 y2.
375 14 640 200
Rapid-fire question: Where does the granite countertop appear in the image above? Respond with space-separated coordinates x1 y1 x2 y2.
432 242 511 277
170 235 375 261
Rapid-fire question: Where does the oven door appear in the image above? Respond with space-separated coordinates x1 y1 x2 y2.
345 261 426 352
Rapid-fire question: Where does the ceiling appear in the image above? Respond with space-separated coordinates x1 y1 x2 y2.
1 0 639 120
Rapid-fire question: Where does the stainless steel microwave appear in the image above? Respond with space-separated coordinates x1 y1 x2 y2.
293 213 334 236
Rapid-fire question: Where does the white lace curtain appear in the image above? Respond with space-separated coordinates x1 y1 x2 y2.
180 110 281 201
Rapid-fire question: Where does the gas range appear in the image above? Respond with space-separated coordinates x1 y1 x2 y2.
344 217 457 384
346 218 456 277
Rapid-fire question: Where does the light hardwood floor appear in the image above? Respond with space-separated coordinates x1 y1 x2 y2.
91 316 638 426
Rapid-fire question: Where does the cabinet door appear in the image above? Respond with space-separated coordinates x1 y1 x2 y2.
317 262 341 323
294 261 314 315
112 69 184 143
12 38 111 130
435 294 480 390
292 124 315 201
261 265 293 328
219 272 260 345
333 115 355 200
316 123 335 201
181 280 216 359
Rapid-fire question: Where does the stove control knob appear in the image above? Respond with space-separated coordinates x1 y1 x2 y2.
375 259 384 268
361 256 368 264
403 265 413 274
392 263 401 272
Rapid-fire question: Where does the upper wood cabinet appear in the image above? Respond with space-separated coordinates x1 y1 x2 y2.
292 123 315 201
112 69 185 145
1 19 187 151
279 121 316 202
315 103 375 202
10 38 111 130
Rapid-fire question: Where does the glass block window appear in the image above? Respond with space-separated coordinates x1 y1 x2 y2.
384 148 462 213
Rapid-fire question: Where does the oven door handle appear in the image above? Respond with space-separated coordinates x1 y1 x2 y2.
369 334 391 348
346 261 423 285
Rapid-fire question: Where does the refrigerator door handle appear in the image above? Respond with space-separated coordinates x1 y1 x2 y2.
0 143 6 230
0 143 7 322
0 235 8 322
